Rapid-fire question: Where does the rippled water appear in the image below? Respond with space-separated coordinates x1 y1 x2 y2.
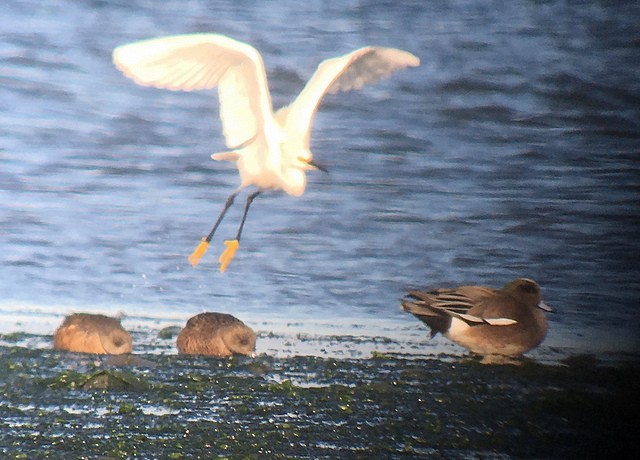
1 0 639 359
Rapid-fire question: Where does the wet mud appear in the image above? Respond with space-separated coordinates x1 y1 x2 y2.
1 340 638 459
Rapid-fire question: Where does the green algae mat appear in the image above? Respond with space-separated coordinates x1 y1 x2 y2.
1 347 638 459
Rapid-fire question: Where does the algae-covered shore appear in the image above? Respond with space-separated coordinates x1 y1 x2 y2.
1 341 638 459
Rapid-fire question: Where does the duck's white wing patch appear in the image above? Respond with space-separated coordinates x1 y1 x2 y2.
483 317 518 326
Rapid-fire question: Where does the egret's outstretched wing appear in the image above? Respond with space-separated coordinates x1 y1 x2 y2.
113 33 272 149
277 46 420 148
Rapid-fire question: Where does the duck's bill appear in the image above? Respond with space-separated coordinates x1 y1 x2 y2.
537 301 553 312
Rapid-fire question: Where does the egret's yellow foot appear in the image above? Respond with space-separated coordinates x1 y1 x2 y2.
188 238 210 267
218 239 239 272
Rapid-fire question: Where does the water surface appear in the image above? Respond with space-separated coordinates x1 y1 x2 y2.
1 0 639 359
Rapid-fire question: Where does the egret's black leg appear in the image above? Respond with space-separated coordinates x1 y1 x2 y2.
217 190 261 272
234 190 261 242
204 190 239 243
188 190 239 267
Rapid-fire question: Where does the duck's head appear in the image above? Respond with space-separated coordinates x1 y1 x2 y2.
503 278 552 312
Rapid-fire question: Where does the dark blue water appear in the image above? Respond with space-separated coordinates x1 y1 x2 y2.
1 0 639 359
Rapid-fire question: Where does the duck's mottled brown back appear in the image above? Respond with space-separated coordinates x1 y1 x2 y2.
177 312 256 357
53 313 132 355
184 312 244 330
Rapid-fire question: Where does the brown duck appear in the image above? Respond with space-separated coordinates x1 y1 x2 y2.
176 312 256 357
402 278 551 361
53 313 132 355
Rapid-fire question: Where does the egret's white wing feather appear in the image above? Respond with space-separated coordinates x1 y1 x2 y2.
113 33 273 149
277 46 419 148
328 47 420 93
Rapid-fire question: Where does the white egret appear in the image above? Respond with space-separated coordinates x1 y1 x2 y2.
113 33 419 272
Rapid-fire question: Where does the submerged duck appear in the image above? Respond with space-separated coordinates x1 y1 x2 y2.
176 312 256 357
53 313 132 355
402 278 552 362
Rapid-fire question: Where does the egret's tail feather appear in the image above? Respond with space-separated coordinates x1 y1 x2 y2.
218 239 239 272
188 238 210 267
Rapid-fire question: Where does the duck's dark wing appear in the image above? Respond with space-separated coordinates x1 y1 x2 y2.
402 286 517 330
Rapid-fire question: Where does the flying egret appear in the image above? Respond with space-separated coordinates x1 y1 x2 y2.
113 33 420 272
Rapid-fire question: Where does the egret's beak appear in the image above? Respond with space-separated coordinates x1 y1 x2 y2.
537 301 553 312
301 157 328 173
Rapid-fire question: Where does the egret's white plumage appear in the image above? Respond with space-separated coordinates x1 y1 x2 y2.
113 33 419 271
